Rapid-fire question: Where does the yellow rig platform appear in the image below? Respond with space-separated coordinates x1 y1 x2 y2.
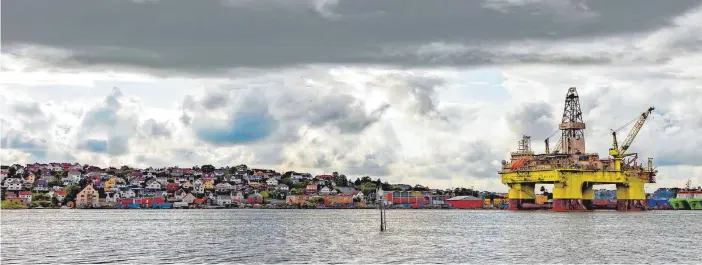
499 87 657 211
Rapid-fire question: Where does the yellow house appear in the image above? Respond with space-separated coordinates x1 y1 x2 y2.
25 175 36 183
104 177 117 192
203 179 215 190
76 185 99 208
249 182 262 189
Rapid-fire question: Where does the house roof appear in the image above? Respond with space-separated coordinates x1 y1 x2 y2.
338 187 357 195
19 191 32 196
447 196 482 201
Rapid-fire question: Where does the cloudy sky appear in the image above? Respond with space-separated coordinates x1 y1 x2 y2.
2 0 701 192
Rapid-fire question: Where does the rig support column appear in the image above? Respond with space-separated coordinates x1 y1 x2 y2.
552 177 592 211
616 181 647 211
508 183 536 210
581 182 594 210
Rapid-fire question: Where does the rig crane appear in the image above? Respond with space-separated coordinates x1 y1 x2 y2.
609 107 655 159
544 130 562 154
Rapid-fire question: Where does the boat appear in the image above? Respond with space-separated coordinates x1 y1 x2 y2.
669 180 702 210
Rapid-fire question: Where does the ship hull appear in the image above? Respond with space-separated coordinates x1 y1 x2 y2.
669 198 702 210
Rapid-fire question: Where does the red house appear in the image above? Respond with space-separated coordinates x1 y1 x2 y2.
166 183 180 192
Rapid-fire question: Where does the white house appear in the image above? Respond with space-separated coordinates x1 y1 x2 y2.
228 176 242 184
105 192 121 203
216 182 232 192
266 178 278 186
182 193 197 204
48 190 66 202
68 170 82 178
319 186 331 195
120 189 136 198
353 191 365 201
216 195 232 206
232 192 245 203
194 184 205 194
276 184 289 192
156 176 168 184
0 171 8 181
6 178 23 191
146 181 162 190
18 191 33 203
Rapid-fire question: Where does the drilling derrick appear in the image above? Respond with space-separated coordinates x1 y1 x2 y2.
499 87 657 212
559 88 586 154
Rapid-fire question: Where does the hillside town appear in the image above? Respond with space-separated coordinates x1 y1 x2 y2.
1 162 498 209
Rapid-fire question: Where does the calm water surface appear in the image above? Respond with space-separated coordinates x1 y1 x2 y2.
1 209 700 264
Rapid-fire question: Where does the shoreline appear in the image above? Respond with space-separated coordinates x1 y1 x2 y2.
1 207 677 211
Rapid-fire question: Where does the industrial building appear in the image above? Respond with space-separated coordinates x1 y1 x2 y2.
445 196 483 209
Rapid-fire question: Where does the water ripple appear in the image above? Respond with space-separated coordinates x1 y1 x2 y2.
1 209 701 264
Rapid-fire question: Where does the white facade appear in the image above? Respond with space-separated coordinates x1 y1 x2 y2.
266 178 278 186
319 186 331 195
216 183 232 192
120 189 136 198
146 181 162 190
7 179 23 191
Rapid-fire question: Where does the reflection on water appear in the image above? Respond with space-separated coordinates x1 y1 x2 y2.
1 209 700 264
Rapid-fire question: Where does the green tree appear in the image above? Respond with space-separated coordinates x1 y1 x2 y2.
354 178 361 186
339 174 349 187
48 180 62 187
382 182 392 191
33 193 50 201
64 184 81 204
8 167 17 178
201 165 215 173
2 200 28 209
51 196 60 207
360 182 377 194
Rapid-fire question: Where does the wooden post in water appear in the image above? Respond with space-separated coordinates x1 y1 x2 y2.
378 188 386 231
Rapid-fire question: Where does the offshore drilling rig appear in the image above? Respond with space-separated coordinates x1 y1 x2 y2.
499 87 657 211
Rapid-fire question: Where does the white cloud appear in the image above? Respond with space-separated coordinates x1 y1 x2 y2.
2 2 702 193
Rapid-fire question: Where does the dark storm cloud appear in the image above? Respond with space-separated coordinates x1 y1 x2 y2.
2 0 699 72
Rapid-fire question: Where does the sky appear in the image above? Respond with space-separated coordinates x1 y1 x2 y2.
2 0 702 192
